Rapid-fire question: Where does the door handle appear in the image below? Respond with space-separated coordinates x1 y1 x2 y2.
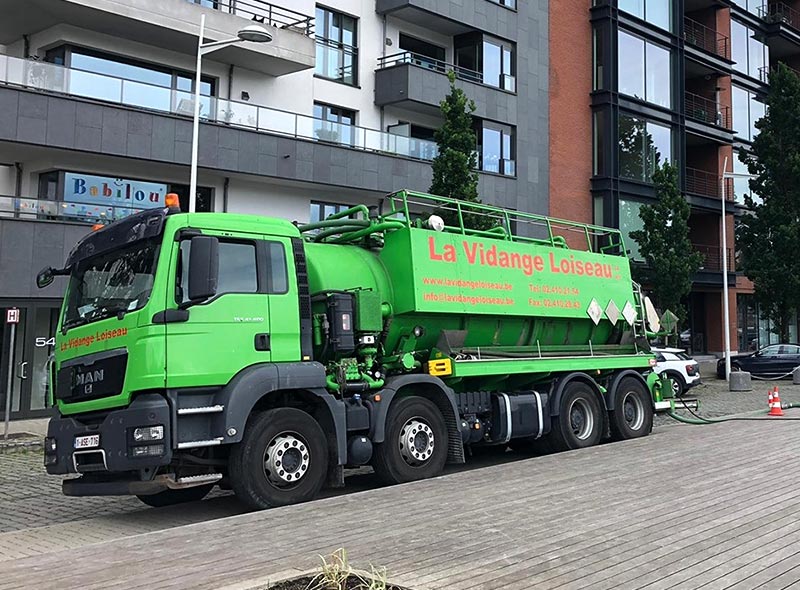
17 361 28 380
254 333 271 351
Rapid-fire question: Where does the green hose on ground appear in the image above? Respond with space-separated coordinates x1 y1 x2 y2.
668 402 800 425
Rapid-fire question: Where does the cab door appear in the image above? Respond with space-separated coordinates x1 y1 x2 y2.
166 232 267 389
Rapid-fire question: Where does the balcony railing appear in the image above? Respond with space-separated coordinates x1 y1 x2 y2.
0 195 149 224
186 0 314 36
377 51 517 92
684 17 730 60
693 244 735 272
685 92 731 129
0 54 439 163
759 3 800 32
685 167 735 199
758 63 800 83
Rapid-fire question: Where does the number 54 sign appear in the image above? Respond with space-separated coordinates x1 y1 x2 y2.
35 337 56 347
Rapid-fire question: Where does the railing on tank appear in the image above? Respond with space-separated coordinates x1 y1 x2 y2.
378 190 627 256
0 195 150 224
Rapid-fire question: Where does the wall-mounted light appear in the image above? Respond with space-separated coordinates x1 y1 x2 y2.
241 91 250 101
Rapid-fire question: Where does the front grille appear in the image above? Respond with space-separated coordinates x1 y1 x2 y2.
56 349 128 403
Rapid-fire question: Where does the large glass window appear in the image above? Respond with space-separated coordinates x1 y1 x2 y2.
618 115 671 182
313 102 356 145
476 121 515 176
619 198 646 260
617 31 671 108
619 0 671 31
315 6 358 85
731 20 768 80
178 241 258 304
731 0 761 15
733 151 762 206
732 86 765 141
483 38 515 91
45 46 215 115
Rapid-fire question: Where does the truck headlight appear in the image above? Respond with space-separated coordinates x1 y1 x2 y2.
132 425 164 442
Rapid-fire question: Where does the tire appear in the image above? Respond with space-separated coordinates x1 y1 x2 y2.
229 408 328 510
372 396 448 486
549 381 604 452
667 371 686 397
137 484 213 507
609 376 654 441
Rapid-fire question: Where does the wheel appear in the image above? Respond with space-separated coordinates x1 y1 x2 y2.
610 376 654 441
666 371 686 397
549 381 604 451
229 408 328 510
137 484 213 507
372 396 448 485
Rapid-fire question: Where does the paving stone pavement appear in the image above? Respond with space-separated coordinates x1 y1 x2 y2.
1 376 798 561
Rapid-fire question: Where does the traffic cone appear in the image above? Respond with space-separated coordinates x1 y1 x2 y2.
770 386 785 417
768 389 774 410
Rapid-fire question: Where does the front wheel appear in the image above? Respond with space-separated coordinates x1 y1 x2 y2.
610 376 654 441
549 381 604 451
137 484 213 507
229 408 328 510
372 396 448 485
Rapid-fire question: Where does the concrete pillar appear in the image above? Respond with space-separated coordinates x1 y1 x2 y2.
729 371 752 392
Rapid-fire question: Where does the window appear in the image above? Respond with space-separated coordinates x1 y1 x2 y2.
618 198 645 260
731 20 768 80
617 30 671 108
454 32 516 91
731 0 761 15
733 152 761 205
386 123 438 160
593 110 609 175
45 46 215 116
177 241 257 304
476 121 515 175
593 27 607 91
399 33 445 65
313 102 356 145
618 114 671 182
732 86 765 141
618 0 671 31
310 201 349 223
265 242 288 294
487 0 516 8
315 6 358 85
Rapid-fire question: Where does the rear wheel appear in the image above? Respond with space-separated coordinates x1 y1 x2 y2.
666 371 686 397
550 381 604 451
372 396 448 485
610 376 654 441
137 484 213 507
229 408 328 510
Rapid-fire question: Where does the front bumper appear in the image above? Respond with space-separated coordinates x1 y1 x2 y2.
45 393 172 477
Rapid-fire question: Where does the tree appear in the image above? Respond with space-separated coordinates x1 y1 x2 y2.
430 71 493 230
737 64 800 342
629 162 703 331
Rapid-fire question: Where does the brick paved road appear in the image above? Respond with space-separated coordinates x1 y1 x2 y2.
1 376 797 561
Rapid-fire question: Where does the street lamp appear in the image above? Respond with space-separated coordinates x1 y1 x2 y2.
189 14 272 212
720 156 755 381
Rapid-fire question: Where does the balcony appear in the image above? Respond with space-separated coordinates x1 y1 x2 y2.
683 17 730 60
685 167 734 200
685 92 731 129
0 0 314 76
693 244 735 272
758 62 800 82
0 54 438 162
0 195 147 225
375 52 517 122
375 0 516 39
759 3 800 59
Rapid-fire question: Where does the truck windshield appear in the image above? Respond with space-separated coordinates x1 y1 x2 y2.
62 238 160 330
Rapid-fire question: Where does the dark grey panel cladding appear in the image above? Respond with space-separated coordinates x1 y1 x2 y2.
0 218 87 299
376 0 517 40
375 65 517 124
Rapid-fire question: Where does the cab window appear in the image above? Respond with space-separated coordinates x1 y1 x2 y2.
177 240 257 303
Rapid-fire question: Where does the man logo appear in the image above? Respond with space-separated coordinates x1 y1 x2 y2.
75 369 104 395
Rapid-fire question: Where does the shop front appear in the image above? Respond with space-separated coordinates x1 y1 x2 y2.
1 302 61 420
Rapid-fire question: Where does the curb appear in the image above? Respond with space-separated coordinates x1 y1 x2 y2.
0 438 43 454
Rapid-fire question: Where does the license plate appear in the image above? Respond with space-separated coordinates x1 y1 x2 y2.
74 434 100 449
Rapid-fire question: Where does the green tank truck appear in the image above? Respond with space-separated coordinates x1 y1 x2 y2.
37 190 669 510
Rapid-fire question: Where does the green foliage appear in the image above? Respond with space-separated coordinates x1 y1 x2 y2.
430 71 493 230
629 162 703 327
737 64 800 342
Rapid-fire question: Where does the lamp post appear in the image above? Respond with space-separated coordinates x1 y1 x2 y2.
189 14 272 212
720 156 756 381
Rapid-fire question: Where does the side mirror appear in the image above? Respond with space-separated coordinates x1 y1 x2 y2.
188 235 219 302
37 267 55 289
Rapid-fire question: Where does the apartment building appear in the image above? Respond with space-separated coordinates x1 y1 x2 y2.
0 0 545 419
571 0 800 357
